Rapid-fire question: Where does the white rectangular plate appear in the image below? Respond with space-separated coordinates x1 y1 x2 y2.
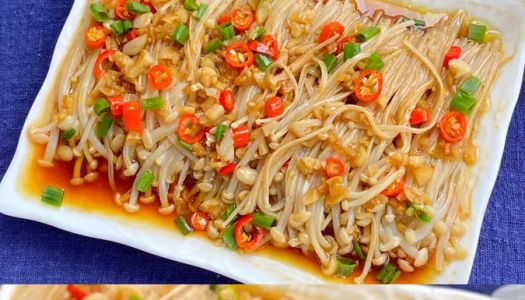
1 0 524 284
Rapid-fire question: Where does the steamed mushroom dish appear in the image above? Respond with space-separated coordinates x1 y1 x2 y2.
29 0 505 283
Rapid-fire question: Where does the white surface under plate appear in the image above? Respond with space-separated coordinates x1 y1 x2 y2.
1 0 524 284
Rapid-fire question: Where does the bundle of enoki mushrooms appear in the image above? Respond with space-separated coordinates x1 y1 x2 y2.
29 0 505 282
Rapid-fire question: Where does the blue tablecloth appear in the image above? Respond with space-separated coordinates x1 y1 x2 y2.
0 0 523 284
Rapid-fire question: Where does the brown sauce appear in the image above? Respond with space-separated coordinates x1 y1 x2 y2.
21 144 437 284
258 246 437 284
21 145 175 228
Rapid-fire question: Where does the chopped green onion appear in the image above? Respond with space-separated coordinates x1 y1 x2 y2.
408 203 432 224
221 223 237 249
125 0 150 14
255 54 274 71
402 17 426 29
389 270 401 284
219 23 235 40
248 27 267 40
90 2 110 23
450 91 476 115
123 19 133 32
365 52 384 71
252 212 276 229
96 114 113 138
223 203 236 220
172 23 189 45
177 138 193 151
354 241 366 260
413 209 432 224
383 268 401 284
142 96 164 110
205 39 222 54
110 20 132 35
93 98 110 115
194 3 208 20
459 75 482 95
355 26 380 42
413 19 426 28
450 76 481 115
335 256 358 277
215 124 227 141
377 263 395 281
216 285 240 300
175 216 193 235
343 42 361 62
61 128 76 141
136 170 155 192
41 186 64 207
128 296 141 300
110 20 126 35
323 54 337 73
183 0 199 11
377 263 400 284
468 23 486 42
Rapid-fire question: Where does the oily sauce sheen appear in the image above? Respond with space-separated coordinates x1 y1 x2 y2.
22 145 437 283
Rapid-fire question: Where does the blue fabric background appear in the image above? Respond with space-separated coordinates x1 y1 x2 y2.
0 0 523 284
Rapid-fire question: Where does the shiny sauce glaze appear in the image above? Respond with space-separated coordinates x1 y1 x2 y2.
21 145 437 284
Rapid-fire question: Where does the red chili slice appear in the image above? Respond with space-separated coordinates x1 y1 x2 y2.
248 40 272 56
219 162 236 176
264 96 285 118
217 14 231 25
67 285 89 300
94 49 115 80
247 36 280 61
234 214 265 250
84 24 107 49
354 69 383 102
225 42 254 69
410 108 430 126
231 5 255 32
190 211 209 231
260 35 280 60
233 125 250 148
219 90 235 112
177 114 205 144
319 21 345 43
123 101 143 134
382 177 405 197
108 95 124 117
323 157 345 178
443 46 462 68
147 64 173 90
127 29 139 41
116 0 134 20
438 111 467 143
